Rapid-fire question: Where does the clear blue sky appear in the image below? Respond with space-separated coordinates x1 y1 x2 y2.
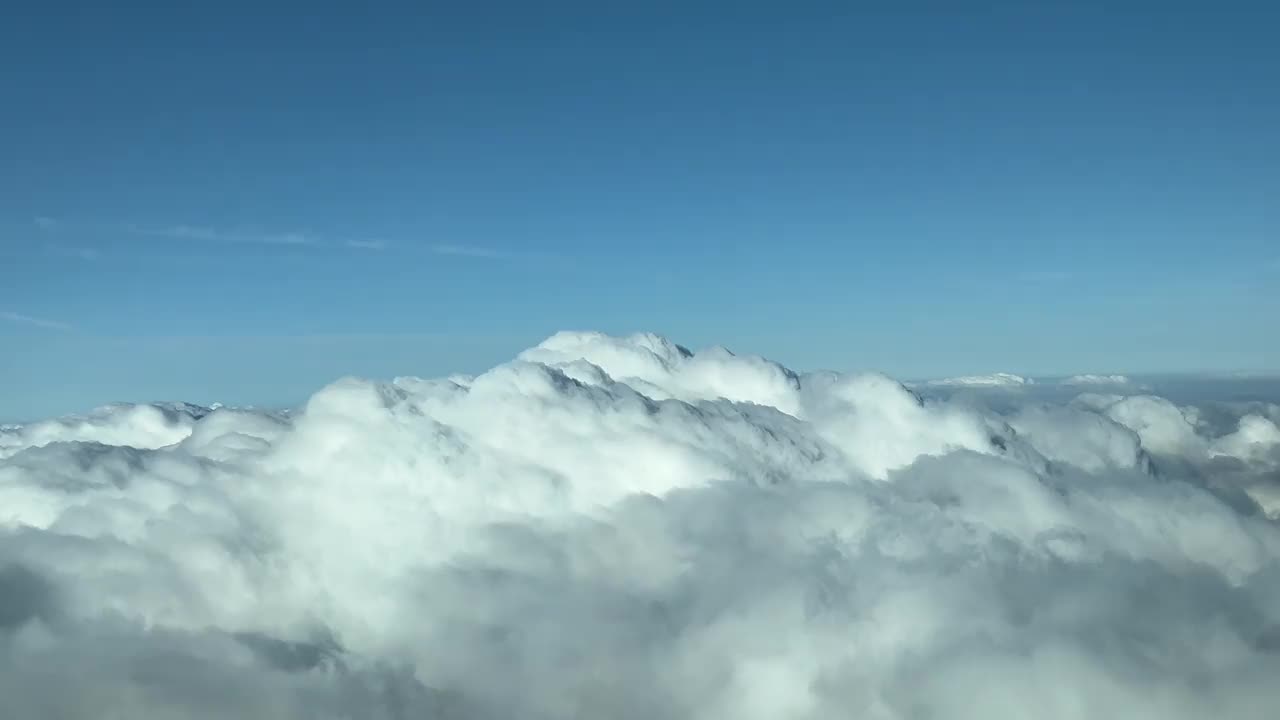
3 1 1278 420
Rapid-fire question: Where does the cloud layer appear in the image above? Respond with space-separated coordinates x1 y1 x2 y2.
2 331 1279 718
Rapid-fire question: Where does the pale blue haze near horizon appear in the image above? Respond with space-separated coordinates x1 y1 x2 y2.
2 1 1278 420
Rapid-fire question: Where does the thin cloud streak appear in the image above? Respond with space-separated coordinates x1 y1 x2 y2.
33 217 463 257
139 224 392 250
430 244 518 260
138 224 317 246
51 246 100 261
28 219 99 260
1 311 73 331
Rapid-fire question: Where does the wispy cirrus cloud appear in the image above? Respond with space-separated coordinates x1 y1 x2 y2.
1 311 73 331
136 224 397 251
126 228 522 259
135 224 318 247
30 217 100 261
52 246 101 261
30 216 436 257
429 244 518 260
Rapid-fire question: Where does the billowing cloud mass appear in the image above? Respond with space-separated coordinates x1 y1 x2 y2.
2 331 1280 719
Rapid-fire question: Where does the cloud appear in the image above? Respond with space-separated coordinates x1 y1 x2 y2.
133 227 522 258
138 224 392 250
50 245 100 261
1062 373 1132 386
2 331 1280 718
142 224 317 246
152 224 220 241
344 239 387 250
256 232 313 246
0 311 72 331
925 372 1033 387
27 217 97 259
28 219 403 256
430 243 518 260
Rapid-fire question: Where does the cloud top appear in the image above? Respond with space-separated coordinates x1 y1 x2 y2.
1 330 1279 718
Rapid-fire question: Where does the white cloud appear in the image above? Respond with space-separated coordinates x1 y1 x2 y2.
1093 394 1210 458
142 224 317 246
143 223 219 241
0 311 72 331
1 331 1279 718
259 232 312 246
127 224 508 256
925 372 1033 387
344 239 387 250
51 245 100 261
1062 374 1132 386
138 224 395 251
28 219 405 256
1212 414 1280 464
27 217 98 259
430 243 517 259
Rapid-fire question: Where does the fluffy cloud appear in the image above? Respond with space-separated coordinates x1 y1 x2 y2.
2 331 1279 718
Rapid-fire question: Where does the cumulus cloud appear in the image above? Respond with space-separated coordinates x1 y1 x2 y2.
2 331 1279 718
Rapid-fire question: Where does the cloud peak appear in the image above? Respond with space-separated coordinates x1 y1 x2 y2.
1 331 1280 716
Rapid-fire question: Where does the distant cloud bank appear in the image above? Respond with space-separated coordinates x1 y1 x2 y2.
1063 373 1133 386
925 371 1034 387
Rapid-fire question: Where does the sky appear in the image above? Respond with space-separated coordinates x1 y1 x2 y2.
2 1 1278 420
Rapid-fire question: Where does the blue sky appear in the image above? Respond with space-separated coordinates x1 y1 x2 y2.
2 1 1278 419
